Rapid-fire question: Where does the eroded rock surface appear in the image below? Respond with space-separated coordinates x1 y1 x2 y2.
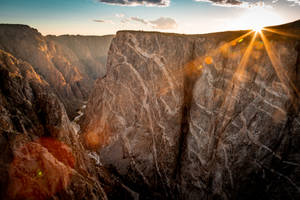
0 24 113 118
0 50 133 200
81 21 300 199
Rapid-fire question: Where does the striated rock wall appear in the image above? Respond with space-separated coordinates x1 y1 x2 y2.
0 24 113 118
0 50 133 200
81 22 300 199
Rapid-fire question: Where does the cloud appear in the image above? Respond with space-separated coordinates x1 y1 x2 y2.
115 13 125 18
195 0 275 8
150 17 178 30
127 16 178 30
287 0 300 5
94 15 178 30
195 0 244 7
93 19 115 24
93 19 106 23
121 18 130 23
131 17 149 24
98 0 170 7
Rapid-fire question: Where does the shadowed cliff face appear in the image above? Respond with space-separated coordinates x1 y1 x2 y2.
0 50 135 200
0 24 113 119
81 21 300 199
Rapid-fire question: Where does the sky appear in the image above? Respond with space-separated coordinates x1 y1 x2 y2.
0 0 300 36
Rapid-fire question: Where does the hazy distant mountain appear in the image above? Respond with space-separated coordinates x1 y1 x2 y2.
46 34 113 80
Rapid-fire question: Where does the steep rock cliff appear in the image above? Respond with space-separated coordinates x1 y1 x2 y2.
81 21 300 199
0 50 133 200
0 24 113 118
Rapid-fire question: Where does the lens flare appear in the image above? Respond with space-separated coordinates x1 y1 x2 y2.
7 138 75 200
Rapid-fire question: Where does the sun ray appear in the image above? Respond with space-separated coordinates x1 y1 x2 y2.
156 31 255 97
263 28 300 39
211 31 259 130
234 31 258 80
260 31 300 106
183 31 255 74
229 31 255 46
199 31 259 158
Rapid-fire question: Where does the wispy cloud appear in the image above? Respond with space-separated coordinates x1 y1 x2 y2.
150 17 178 29
195 0 274 8
287 0 300 6
131 17 148 24
115 13 125 18
93 19 106 23
97 0 170 7
93 19 115 24
121 18 130 23
195 0 245 7
129 16 178 30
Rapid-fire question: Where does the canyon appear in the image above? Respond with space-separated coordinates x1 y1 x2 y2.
0 48 135 200
0 24 113 119
0 20 300 199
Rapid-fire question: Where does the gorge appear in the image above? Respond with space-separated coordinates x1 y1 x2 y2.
0 20 300 200
0 24 113 119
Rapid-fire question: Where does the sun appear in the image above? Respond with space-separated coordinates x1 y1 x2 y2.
230 5 283 32
253 25 263 33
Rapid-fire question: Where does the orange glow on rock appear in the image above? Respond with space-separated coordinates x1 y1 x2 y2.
260 31 300 103
263 28 300 39
84 121 111 149
204 56 213 65
231 41 237 46
85 132 101 149
197 65 203 70
7 138 75 200
37 138 75 168
254 41 264 50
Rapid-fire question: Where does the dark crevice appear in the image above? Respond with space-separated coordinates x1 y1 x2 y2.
295 42 300 98
173 40 202 192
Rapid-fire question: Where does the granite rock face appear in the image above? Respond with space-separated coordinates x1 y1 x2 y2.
0 24 113 118
0 50 133 200
81 22 300 199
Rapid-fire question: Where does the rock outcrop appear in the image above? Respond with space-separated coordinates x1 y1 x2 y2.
0 24 113 118
0 50 133 200
81 21 300 199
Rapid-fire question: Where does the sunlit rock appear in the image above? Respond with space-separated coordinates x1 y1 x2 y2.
0 50 133 200
0 24 114 118
8 141 73 200
82 21 300 199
